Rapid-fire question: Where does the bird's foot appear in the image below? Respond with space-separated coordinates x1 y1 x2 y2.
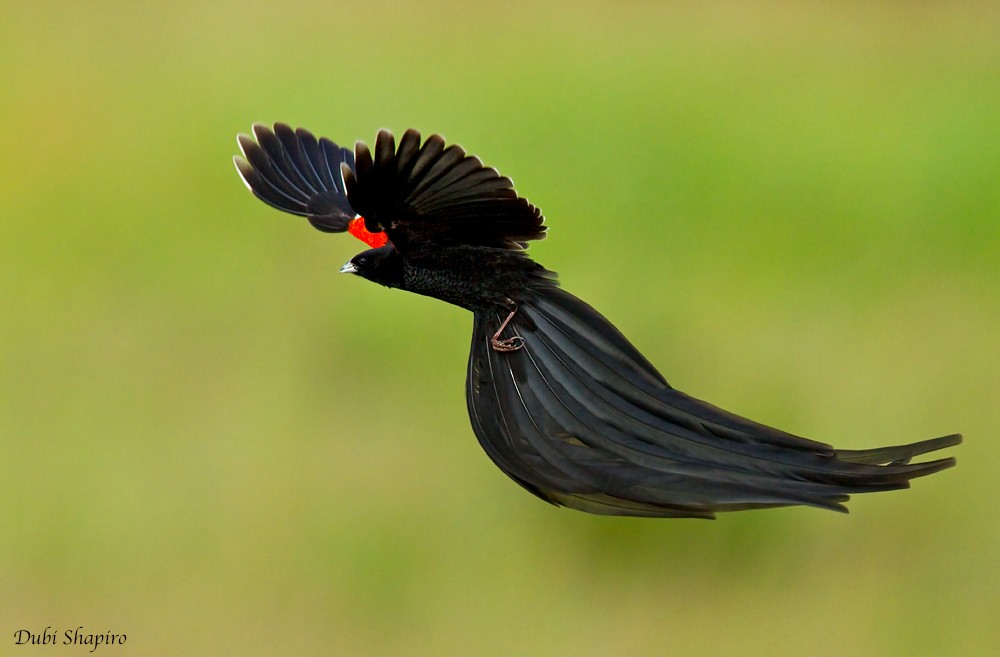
491 304 525 352
491 335 525 352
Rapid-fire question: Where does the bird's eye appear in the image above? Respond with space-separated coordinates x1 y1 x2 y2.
357 257 367 265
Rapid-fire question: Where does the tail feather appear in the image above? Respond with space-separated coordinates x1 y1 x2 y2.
466 285 961 518
835 434 962 465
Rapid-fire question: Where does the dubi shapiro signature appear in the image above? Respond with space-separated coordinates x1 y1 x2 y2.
14 627 126 652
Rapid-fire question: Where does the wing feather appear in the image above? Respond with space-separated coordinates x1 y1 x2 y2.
342 129 545 251
234 123 356 233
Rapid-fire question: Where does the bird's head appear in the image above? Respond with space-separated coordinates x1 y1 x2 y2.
339 245 404 289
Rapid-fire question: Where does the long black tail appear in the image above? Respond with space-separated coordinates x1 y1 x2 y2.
466 285 960 518
234 123 357 233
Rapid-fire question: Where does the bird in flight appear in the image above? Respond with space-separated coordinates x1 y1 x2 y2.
234 123 960 518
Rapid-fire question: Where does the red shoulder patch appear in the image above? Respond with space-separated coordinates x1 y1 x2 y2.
347 217 389 248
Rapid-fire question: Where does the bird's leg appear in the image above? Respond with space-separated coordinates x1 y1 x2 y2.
491 300 525 352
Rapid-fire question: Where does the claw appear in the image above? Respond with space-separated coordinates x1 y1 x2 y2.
491 304 525 352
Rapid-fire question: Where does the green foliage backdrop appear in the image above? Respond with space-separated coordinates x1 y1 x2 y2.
2 2 996 655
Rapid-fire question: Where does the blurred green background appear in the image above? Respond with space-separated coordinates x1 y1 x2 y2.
2 1 996 655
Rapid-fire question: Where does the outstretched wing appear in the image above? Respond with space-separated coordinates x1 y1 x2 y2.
234 123 357 234
342 129 546 252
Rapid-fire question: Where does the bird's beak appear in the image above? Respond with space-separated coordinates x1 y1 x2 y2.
339 261 358 274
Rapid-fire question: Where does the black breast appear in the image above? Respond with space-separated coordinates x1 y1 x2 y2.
401 246 553 312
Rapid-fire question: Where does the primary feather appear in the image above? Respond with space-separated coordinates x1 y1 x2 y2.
234 123 356 233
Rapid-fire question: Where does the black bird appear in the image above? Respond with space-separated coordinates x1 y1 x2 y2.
234 123 961 518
